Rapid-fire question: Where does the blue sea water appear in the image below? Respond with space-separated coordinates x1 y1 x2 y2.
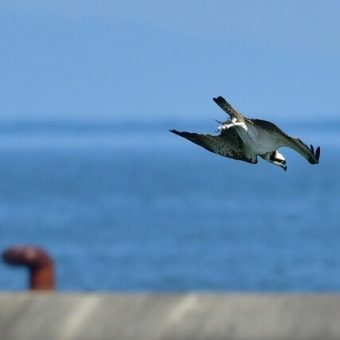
0 119 339 292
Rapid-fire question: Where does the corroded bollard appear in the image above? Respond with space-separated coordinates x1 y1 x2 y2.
2 246 55 290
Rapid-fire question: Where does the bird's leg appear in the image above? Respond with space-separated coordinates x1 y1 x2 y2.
217 117 248 132
216 119 233 131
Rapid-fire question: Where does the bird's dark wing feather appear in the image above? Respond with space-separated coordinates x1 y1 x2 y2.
170 128 257 164
213 96 245 122
285 138 320 164
252 119 321 164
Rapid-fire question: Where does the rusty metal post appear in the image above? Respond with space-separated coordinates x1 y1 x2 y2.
2 246 55 290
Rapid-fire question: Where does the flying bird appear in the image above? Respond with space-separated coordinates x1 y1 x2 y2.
170 96 320 171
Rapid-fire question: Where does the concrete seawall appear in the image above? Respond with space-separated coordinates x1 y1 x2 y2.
1 293 340 340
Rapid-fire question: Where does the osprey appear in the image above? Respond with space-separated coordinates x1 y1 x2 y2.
170 96 320 171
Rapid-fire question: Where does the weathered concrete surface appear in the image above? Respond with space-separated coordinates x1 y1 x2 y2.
1 293 340 340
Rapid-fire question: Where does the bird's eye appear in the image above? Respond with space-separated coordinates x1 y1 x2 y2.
276 159 285 165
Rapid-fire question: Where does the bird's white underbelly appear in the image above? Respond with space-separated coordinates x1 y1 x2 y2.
236 124 280 154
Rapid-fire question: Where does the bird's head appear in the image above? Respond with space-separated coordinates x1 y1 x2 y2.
264 150 287 171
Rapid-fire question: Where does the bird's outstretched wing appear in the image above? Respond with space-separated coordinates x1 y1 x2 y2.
213 96 246 122
170 128 257 164
283 138 320 164
252 119 321 164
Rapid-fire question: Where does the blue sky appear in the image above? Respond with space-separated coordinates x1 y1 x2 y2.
1 0 340 122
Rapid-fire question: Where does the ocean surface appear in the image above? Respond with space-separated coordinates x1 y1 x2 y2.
0 119 339 292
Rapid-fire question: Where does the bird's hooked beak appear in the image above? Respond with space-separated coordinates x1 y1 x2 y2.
281 162 288 171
